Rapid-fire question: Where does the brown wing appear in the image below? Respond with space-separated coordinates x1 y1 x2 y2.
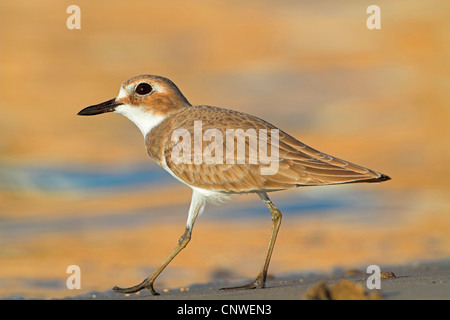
162 106 390 193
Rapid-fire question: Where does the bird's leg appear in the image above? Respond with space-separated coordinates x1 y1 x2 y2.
113 191 205 295
113 228 192 295
220 192 282 291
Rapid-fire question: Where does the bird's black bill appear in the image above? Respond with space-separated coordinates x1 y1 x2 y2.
77 98 123 116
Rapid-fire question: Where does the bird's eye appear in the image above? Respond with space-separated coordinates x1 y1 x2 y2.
135 83 152 95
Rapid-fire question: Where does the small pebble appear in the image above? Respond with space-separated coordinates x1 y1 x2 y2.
163 288 171 293
381 271 396 279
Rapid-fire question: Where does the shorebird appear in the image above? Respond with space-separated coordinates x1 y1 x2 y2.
78 74 390 295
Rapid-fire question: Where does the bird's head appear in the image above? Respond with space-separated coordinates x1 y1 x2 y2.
78 74 191 137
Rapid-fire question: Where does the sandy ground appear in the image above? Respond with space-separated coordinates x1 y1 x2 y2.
66 260 450 300
1 0 449 302
2 196 449 300
2 186 450 300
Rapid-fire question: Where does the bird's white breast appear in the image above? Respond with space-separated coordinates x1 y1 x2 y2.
115 104 166 138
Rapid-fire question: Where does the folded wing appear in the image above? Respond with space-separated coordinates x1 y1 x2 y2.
163 106 390 193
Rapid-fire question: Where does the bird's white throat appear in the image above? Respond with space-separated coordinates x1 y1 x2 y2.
115 104 166 138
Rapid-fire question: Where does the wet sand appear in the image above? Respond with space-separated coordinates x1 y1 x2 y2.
68 260 450 300
2 187 450 300
1 0 449 302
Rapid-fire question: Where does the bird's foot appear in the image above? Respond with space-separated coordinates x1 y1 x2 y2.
113 278 159 295
219 277 265 291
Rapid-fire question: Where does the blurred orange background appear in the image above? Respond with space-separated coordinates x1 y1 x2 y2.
1 0 449 298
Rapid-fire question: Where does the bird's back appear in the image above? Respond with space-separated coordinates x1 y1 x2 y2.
146 105 390 193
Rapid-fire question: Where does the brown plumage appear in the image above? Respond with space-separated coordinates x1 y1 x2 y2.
78 74 390 296
147 105 389 193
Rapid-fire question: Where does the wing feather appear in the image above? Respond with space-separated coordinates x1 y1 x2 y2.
160 106 389 192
